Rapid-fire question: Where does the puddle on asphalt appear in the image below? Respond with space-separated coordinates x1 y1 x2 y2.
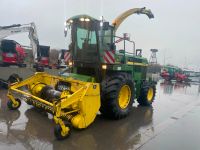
0 80 200 150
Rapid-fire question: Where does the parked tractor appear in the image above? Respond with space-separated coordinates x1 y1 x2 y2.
7 7 157 140
160 65 189 82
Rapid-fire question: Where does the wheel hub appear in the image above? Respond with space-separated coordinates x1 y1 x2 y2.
147 87 154 102
12 101 19 108
118 85 131 109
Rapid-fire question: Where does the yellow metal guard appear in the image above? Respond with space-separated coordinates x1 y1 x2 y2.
7 72 100 139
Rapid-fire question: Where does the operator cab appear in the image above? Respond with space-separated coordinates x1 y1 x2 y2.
1 39 18 53
0 39 26 65
66 15 114 62
65 15 114 81
65 15 148 82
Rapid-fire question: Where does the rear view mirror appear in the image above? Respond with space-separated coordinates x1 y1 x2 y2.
103 22 109 30
136 49 142 57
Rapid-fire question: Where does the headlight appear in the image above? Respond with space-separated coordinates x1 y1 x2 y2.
85 18 90 22
69 61 73 66
80 18 85 21
102 64 107 70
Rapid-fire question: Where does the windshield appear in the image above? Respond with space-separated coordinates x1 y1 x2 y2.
72 22 98 62
77 27 97 49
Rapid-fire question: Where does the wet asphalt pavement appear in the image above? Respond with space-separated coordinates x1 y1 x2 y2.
1 73 200 150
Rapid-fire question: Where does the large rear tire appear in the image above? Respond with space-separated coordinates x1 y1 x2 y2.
100 73 134 119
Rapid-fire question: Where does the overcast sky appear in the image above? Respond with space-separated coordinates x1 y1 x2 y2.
0 0 200 69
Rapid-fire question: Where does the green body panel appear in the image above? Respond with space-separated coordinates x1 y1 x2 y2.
111 64 147 98
111 52 148 84
60 73 95 82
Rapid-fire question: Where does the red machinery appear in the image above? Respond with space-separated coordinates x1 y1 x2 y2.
37 45 51 68
175 72 188 82
161 65 189 82
160 69 171 80
0 23 54 69
0 39 26 67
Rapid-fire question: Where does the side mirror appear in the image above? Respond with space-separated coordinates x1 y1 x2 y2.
136 49 142 57
103 22 109 30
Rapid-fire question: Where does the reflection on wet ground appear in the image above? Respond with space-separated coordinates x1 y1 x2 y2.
160 80 197 94
0 80 200 150
160 80 200 97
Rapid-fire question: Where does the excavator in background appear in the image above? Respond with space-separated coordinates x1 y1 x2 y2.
0 23 39 89
0 23 39 67
0 23 51 89
0 23 51 68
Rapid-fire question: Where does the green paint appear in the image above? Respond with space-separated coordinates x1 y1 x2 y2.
61 73 95 82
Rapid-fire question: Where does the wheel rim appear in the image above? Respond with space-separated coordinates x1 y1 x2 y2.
118 85 131 109
12 101 19 108
147 87 154 102
61 128 70 138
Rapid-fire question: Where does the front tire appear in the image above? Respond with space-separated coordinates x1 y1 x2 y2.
101 73 134 119
137 83 156 106
54 124 71 140
7 98 21 110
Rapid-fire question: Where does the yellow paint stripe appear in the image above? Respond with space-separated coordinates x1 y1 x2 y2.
127 61 148 66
